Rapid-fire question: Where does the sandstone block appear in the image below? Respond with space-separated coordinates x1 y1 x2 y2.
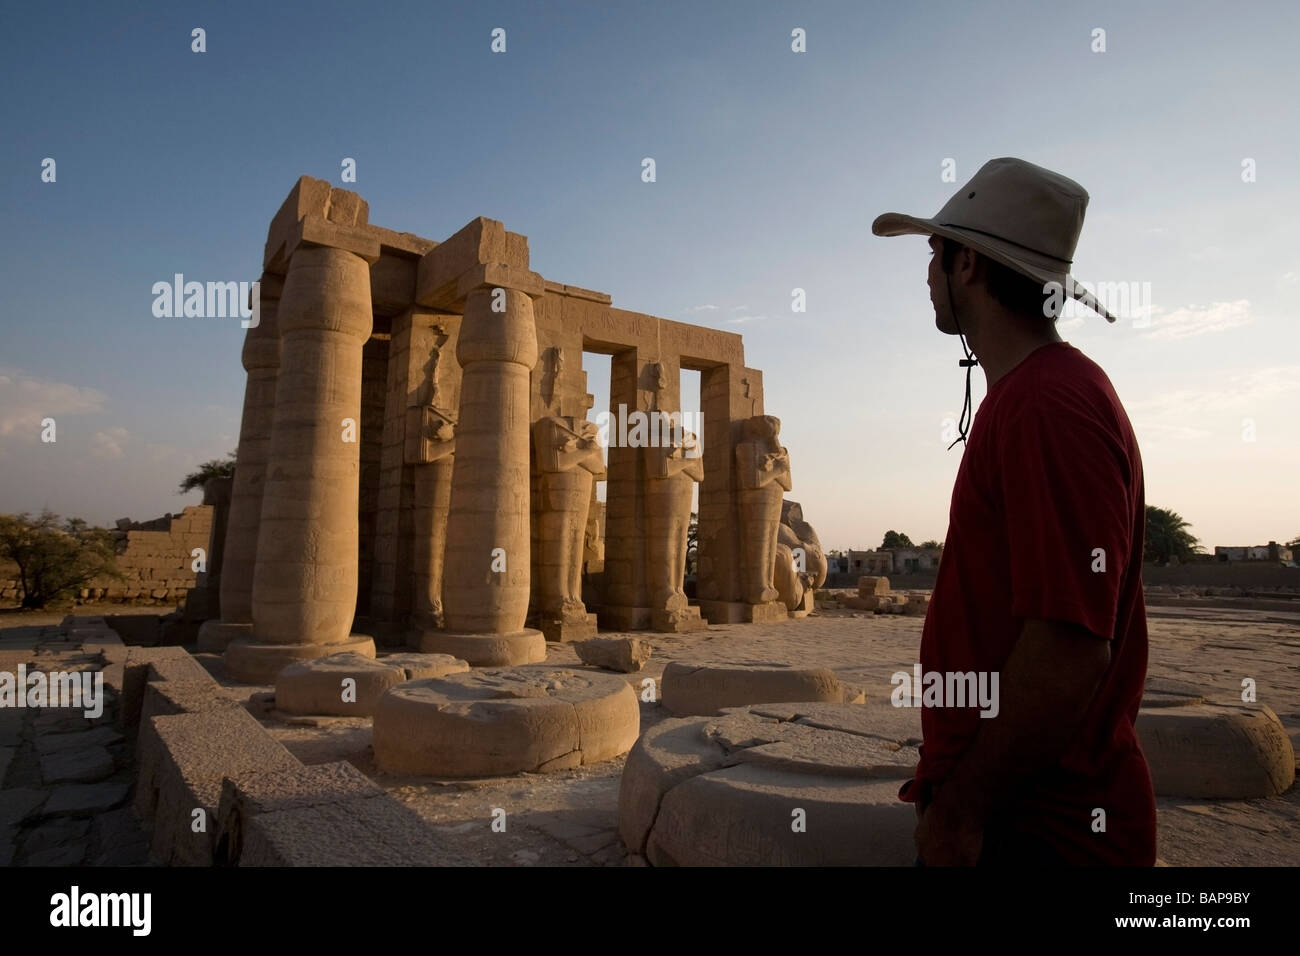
574 637 653 673
1136 702 1295 798
373 668 639 777
660 661 847 717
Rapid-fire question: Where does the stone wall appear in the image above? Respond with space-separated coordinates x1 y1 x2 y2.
1 506 213 607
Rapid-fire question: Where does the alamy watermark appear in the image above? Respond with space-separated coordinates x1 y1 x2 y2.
151 275 261 328
0 665 104 719
593 405 702 455
891 664 999 718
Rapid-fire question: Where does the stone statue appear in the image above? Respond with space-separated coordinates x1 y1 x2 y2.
533 416 606 640
735 415 791 605
411 406 456 630
644 417 704 630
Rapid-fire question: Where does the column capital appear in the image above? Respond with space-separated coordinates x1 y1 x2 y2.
265 214 381 273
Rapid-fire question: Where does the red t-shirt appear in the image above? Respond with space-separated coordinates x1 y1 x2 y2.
899 341 1156 866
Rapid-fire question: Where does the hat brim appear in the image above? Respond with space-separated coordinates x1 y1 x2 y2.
872 212 1116 323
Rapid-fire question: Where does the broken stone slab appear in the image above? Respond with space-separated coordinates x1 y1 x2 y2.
573 636 653 673
42 782 130 817
275 651 470 717
619 703 918 866
40 746 115 785
373 668 640 777
1136 702 1295 799
35 726 124 755
660 661 847 717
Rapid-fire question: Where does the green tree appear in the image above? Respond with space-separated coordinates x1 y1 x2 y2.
918 539 942 549
0 511 122 609
179 451 236 494
1144 506 1202 565
881 530 914 549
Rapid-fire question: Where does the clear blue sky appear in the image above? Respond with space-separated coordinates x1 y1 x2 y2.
1 0 1296 551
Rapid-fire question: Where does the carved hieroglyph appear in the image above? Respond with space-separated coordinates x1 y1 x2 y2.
735 415 791 606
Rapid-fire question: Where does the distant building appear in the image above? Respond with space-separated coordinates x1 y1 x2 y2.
844 547 942 575
1214 541 1293 563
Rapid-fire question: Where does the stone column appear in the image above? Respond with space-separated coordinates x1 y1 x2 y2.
421 284 546 665
198 278 280 653
225 245 377 682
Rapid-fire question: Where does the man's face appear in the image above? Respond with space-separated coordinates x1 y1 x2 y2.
927 235 960 336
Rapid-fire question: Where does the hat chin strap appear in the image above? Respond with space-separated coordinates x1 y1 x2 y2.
946 272 979 450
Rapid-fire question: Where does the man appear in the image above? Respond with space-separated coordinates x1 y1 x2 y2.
872 158 1156 866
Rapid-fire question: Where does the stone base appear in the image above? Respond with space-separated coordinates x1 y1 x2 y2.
661 660 847 716
1136 702 1295 798
275 651 470 717
373 668 640 776
698 600 790 625
597 606 652 631
197 620 252 654
223 635 376 685
419 628 546 667
539 614 597 643
651 606 709 633
619 702 918 865
787 591 814 619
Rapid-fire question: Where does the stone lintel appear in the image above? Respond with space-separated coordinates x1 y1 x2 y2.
263 177 370 273
542 279 613 305
264 215 381 273
414 217 531 308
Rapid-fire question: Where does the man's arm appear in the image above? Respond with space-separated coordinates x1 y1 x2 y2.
916 617 1111 865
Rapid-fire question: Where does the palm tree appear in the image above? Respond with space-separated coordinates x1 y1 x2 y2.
179 451 236 494
1144 506 1202 564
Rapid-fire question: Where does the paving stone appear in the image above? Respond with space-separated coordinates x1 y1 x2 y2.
43 782 130 817
0 787 47 826
0 827 13 865
40 746 115 785
0 709 22 746
27 843 86 866
22 817 91 855
0 747 14 786
35 726 124 755
96 807 148 851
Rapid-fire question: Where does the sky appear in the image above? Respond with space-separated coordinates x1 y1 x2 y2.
0 0 1296 552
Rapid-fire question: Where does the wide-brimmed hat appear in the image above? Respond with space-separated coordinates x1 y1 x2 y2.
872 157 1115 322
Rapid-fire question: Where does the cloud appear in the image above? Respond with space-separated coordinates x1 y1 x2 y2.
689 304 720 312
1280 271 1298 288
1140 300 1252 341
1130 366 1300 429
92 426 130 459
0 369 107 438
726 315 765 325
730 305 749 311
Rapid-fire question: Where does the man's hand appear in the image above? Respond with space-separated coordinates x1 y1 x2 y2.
913 617 1112 864
916 790 983 866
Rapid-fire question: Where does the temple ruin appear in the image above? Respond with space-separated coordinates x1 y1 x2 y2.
199 177 825 684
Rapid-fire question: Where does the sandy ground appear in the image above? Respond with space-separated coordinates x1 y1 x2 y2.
4 603 1297 866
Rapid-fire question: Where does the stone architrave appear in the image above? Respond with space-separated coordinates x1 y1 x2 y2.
735 415 791 613
533 416 605 641
422 283 546 667
644 418 707 632
198 279 281 654
410 406 455 631
226 245 378 683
